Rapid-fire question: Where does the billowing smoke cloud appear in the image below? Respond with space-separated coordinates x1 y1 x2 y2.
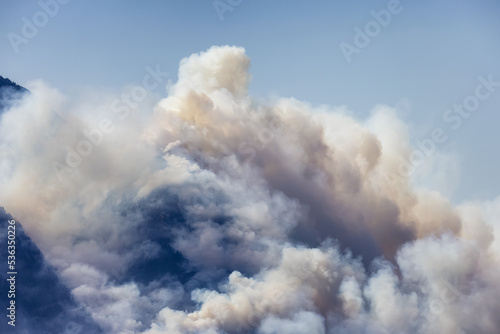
0 46 499 333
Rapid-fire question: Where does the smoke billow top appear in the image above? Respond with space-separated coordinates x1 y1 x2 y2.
1 46 499 333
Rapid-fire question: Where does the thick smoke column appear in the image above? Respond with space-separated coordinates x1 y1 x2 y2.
0 46 499 333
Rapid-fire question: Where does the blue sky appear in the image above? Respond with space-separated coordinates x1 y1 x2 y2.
1 0 500 202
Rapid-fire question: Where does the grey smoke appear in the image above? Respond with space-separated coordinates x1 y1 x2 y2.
0 46 499 333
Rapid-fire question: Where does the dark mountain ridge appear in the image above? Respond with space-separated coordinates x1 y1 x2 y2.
0 75 29 111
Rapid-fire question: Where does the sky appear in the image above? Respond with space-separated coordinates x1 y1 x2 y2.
1 0 500 202
1 1 500 333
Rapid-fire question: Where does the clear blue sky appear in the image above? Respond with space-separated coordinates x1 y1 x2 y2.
1 0 499 203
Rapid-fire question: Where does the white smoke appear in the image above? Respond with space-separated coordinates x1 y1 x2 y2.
0 45 499 333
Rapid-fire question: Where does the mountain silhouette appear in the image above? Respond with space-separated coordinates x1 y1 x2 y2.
0 75 29 111
0 208 103 334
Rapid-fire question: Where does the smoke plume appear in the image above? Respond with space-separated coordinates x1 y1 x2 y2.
0 46 499 333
